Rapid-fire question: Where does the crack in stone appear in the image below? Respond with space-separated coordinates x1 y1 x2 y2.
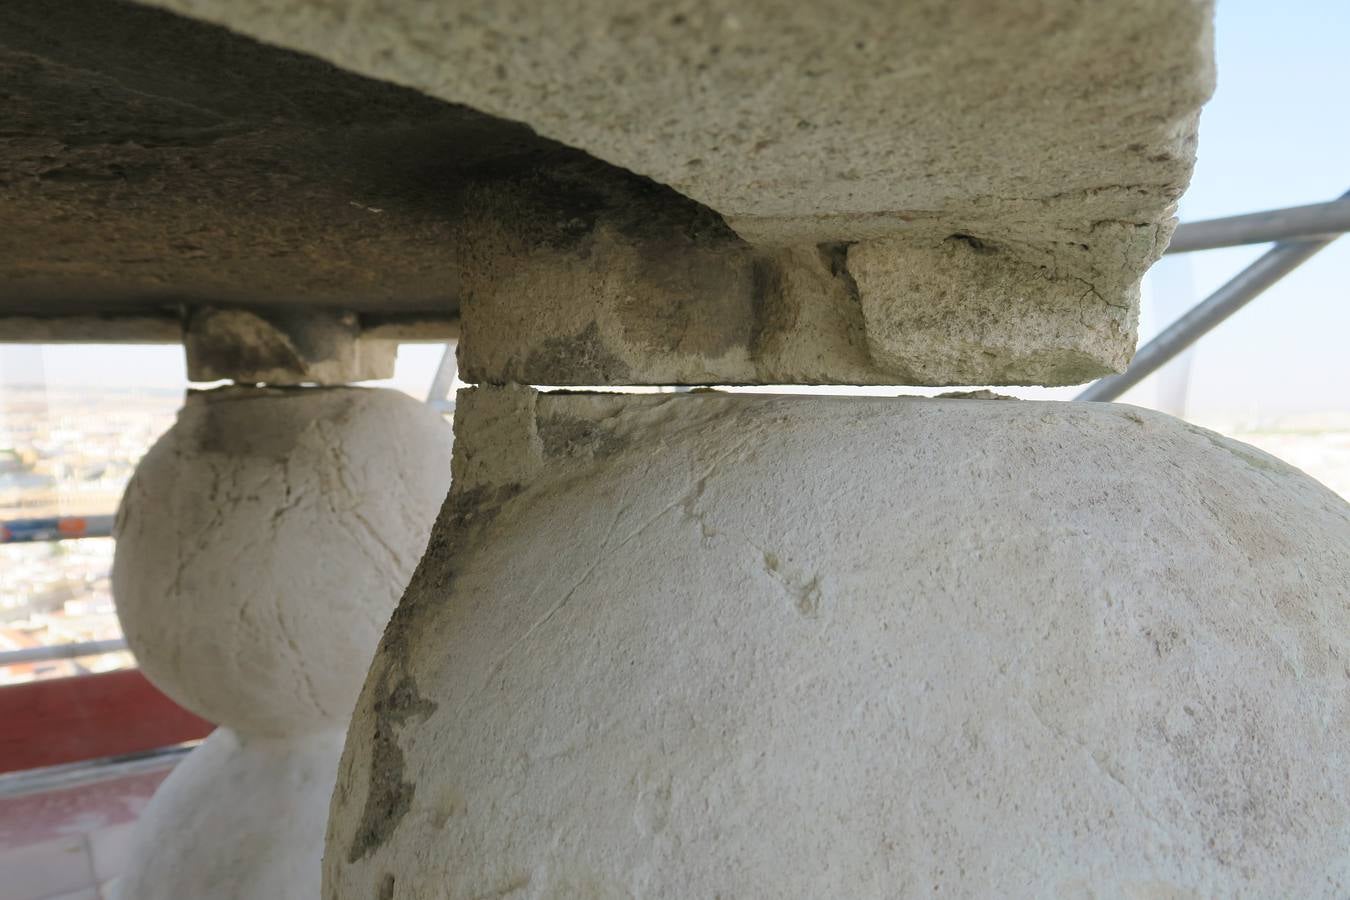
1025 699 1169 834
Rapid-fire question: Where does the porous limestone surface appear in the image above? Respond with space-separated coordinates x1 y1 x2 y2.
328 390 1350 898
134 0 1213 387
112 385 452 737
456 228 1148 387
114 727 344 900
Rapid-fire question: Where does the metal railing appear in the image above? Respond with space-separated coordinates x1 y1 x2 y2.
0 638 129 666
0 514 114 544
0 742 195 798
1079 190 1348 402
1161 194 1350 254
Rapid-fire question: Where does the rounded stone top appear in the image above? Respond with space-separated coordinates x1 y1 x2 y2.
328 393 1350 896
113 386 453 738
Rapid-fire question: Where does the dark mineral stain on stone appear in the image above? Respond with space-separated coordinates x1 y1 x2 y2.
344 481 525 866
347 669 438 864
523 322 632 384
455 152 742 254
624 241 758 359
538 415 630 460
183 310 306 381
945 233 999 255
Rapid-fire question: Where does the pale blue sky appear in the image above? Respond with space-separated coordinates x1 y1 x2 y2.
3 1 1346 419
1131 0 1350 418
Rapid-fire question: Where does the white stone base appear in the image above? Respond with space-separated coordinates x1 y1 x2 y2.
115 728 344 900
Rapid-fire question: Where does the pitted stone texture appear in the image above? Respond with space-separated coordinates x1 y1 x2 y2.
848 227 1157 384
112 386 452 737
328 390 1350 897
457 227 893 385
184 307 396 385
458 219 1145 386
450 159 1140 386
114 728 343 900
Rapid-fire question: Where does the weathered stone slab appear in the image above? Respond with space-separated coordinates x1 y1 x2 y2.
140 0 1212 245
140 0 1210 384
5 0 1213 384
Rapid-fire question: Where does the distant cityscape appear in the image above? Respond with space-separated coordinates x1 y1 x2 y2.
1 384 180 684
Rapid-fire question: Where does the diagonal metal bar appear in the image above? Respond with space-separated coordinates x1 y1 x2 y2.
0 638 129 667
1078 235 1339 402
426 341 458 404
1166 191 1350 253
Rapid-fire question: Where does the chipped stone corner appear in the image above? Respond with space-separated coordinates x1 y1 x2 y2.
184 306 396 385
845 220 1165 386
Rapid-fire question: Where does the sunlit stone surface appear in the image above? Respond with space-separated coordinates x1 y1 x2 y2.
329 391 1350 898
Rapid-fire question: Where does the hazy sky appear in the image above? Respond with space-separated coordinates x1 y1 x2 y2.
1128 0 1349 418
2 1 1346 420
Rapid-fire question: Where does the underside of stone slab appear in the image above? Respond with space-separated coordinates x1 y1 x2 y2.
0 0 543 320
3 0 1212 385
137 0 1213 246
329 388 1350 896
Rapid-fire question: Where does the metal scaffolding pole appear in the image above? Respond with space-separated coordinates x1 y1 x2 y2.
1078 235 1339 402
0 744 194 799
0 638 129 667
1166 193 1350 254
426 341 458 405
0 514 114 543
